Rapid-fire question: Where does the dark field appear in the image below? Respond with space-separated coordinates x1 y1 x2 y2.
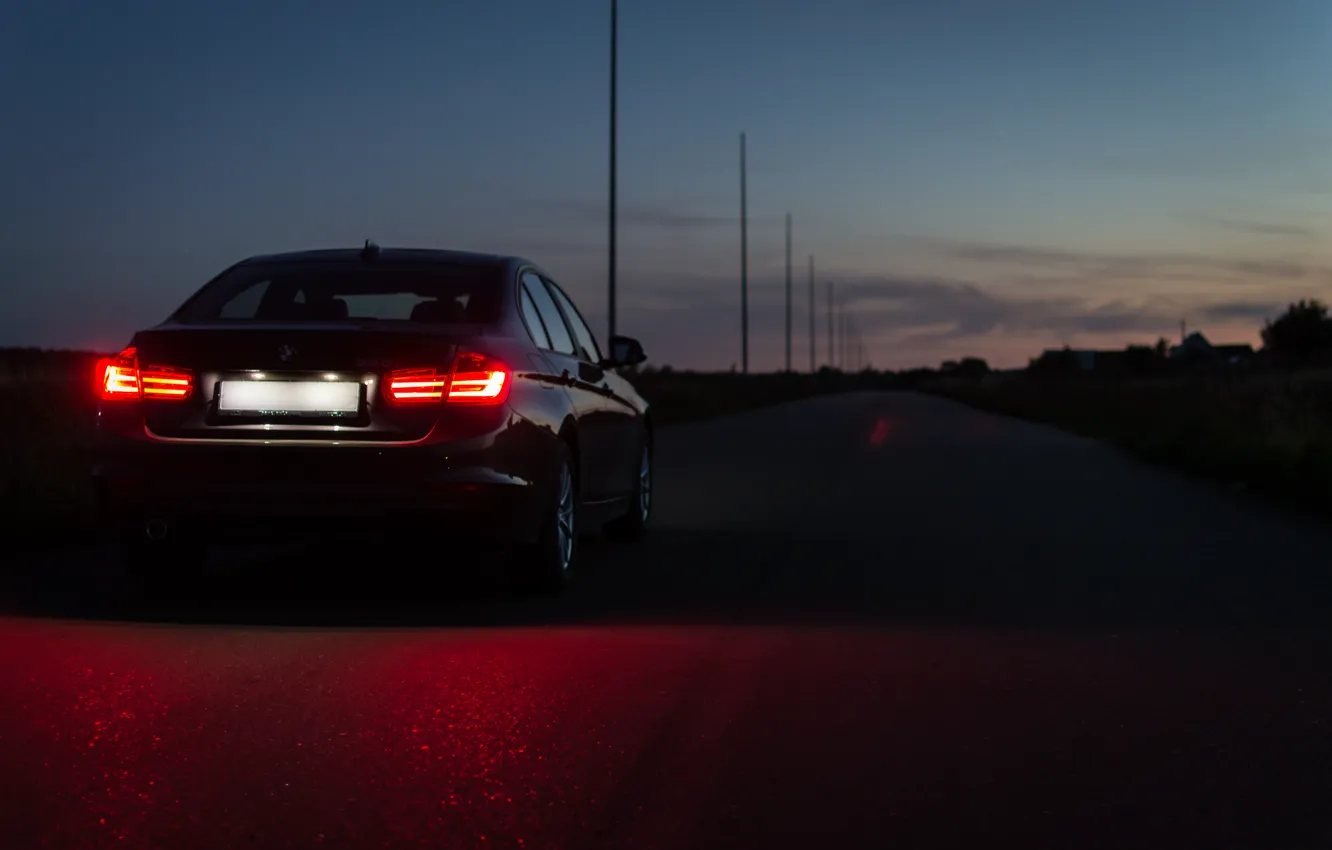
921 370 1332 519
0 352 104 549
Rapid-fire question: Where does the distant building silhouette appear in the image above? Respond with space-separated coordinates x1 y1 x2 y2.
1169 331 1254 366
1033 348 1102 372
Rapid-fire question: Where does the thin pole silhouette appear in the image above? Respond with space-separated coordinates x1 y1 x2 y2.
808 255 815 373
827 281 834 367
607 0 618 343
843 309 849 370
784 212 792 372
848 315 857 371
852 316 858 371
740 133 748 374
852 315 858 371
839 297 848 371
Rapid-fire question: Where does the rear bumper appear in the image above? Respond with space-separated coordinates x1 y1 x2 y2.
93 436 544 544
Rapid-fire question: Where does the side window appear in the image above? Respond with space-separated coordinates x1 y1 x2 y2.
546 280 602 364
521 272 575 355
519 283 551 349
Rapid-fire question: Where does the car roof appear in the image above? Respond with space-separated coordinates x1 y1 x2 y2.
236 247 529 270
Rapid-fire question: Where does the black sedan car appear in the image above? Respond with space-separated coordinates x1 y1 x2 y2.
93 244 653 594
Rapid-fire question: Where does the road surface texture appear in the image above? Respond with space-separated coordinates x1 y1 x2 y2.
3 391 1332 849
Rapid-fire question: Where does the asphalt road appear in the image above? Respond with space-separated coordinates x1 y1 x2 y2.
3 391 1332 849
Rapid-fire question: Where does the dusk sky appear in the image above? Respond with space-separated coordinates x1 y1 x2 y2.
3 0 1332 370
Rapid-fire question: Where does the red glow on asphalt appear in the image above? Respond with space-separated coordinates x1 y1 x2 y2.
2 621 1331 848
869 417 892 446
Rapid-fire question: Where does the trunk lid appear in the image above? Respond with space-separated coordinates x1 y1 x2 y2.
131 323 483 441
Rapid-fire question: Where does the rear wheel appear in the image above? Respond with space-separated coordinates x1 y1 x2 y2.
605 442 651 540
511 447 577 597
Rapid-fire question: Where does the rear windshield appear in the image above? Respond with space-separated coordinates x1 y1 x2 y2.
171 262 504 324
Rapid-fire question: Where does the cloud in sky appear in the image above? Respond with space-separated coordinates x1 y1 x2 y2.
1183 213 1317 240
3 210 1313 372
789 274 1280 341
606 263 1292 371
927 238 1330 289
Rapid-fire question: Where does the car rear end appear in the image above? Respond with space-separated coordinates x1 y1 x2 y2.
93 252 547 559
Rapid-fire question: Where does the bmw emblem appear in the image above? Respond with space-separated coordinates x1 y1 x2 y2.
278 345 296 362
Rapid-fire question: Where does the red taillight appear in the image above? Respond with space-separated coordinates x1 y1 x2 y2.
99 350 140 399
97 346 193 402
447 352 509 404
140 365 193 398
384 353 509 406
385 368 449 403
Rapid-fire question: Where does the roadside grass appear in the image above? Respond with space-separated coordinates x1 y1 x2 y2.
920 371 1332 518
0 352 890 552
1 377 103 550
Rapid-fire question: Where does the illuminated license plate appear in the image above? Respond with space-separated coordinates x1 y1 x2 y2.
217 380 362 415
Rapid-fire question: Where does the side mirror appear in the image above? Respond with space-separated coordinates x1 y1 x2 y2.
606 335 647 368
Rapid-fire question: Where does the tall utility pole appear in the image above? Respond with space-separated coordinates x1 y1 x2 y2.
784 212 792 372
842 308 848 370
854 316 860 371
808 255 815 373
848 315 858 371
740 133 748 374
607 0 618 343
839 297 848 370
851 313 857 371
826 281 834 367
846 315 852 371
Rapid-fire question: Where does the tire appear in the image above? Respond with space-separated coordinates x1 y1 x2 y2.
511 446 578 597
605 440 651 540
119 518 207 593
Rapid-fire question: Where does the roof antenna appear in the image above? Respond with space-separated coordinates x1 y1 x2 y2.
360 239 380 261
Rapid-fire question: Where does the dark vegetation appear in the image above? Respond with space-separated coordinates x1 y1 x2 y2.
0 350 104 548
917 300 1332 519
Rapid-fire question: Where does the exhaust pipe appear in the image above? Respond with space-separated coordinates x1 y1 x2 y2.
144 517 170 542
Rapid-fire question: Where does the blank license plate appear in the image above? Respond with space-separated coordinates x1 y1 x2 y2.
217 381 362 414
